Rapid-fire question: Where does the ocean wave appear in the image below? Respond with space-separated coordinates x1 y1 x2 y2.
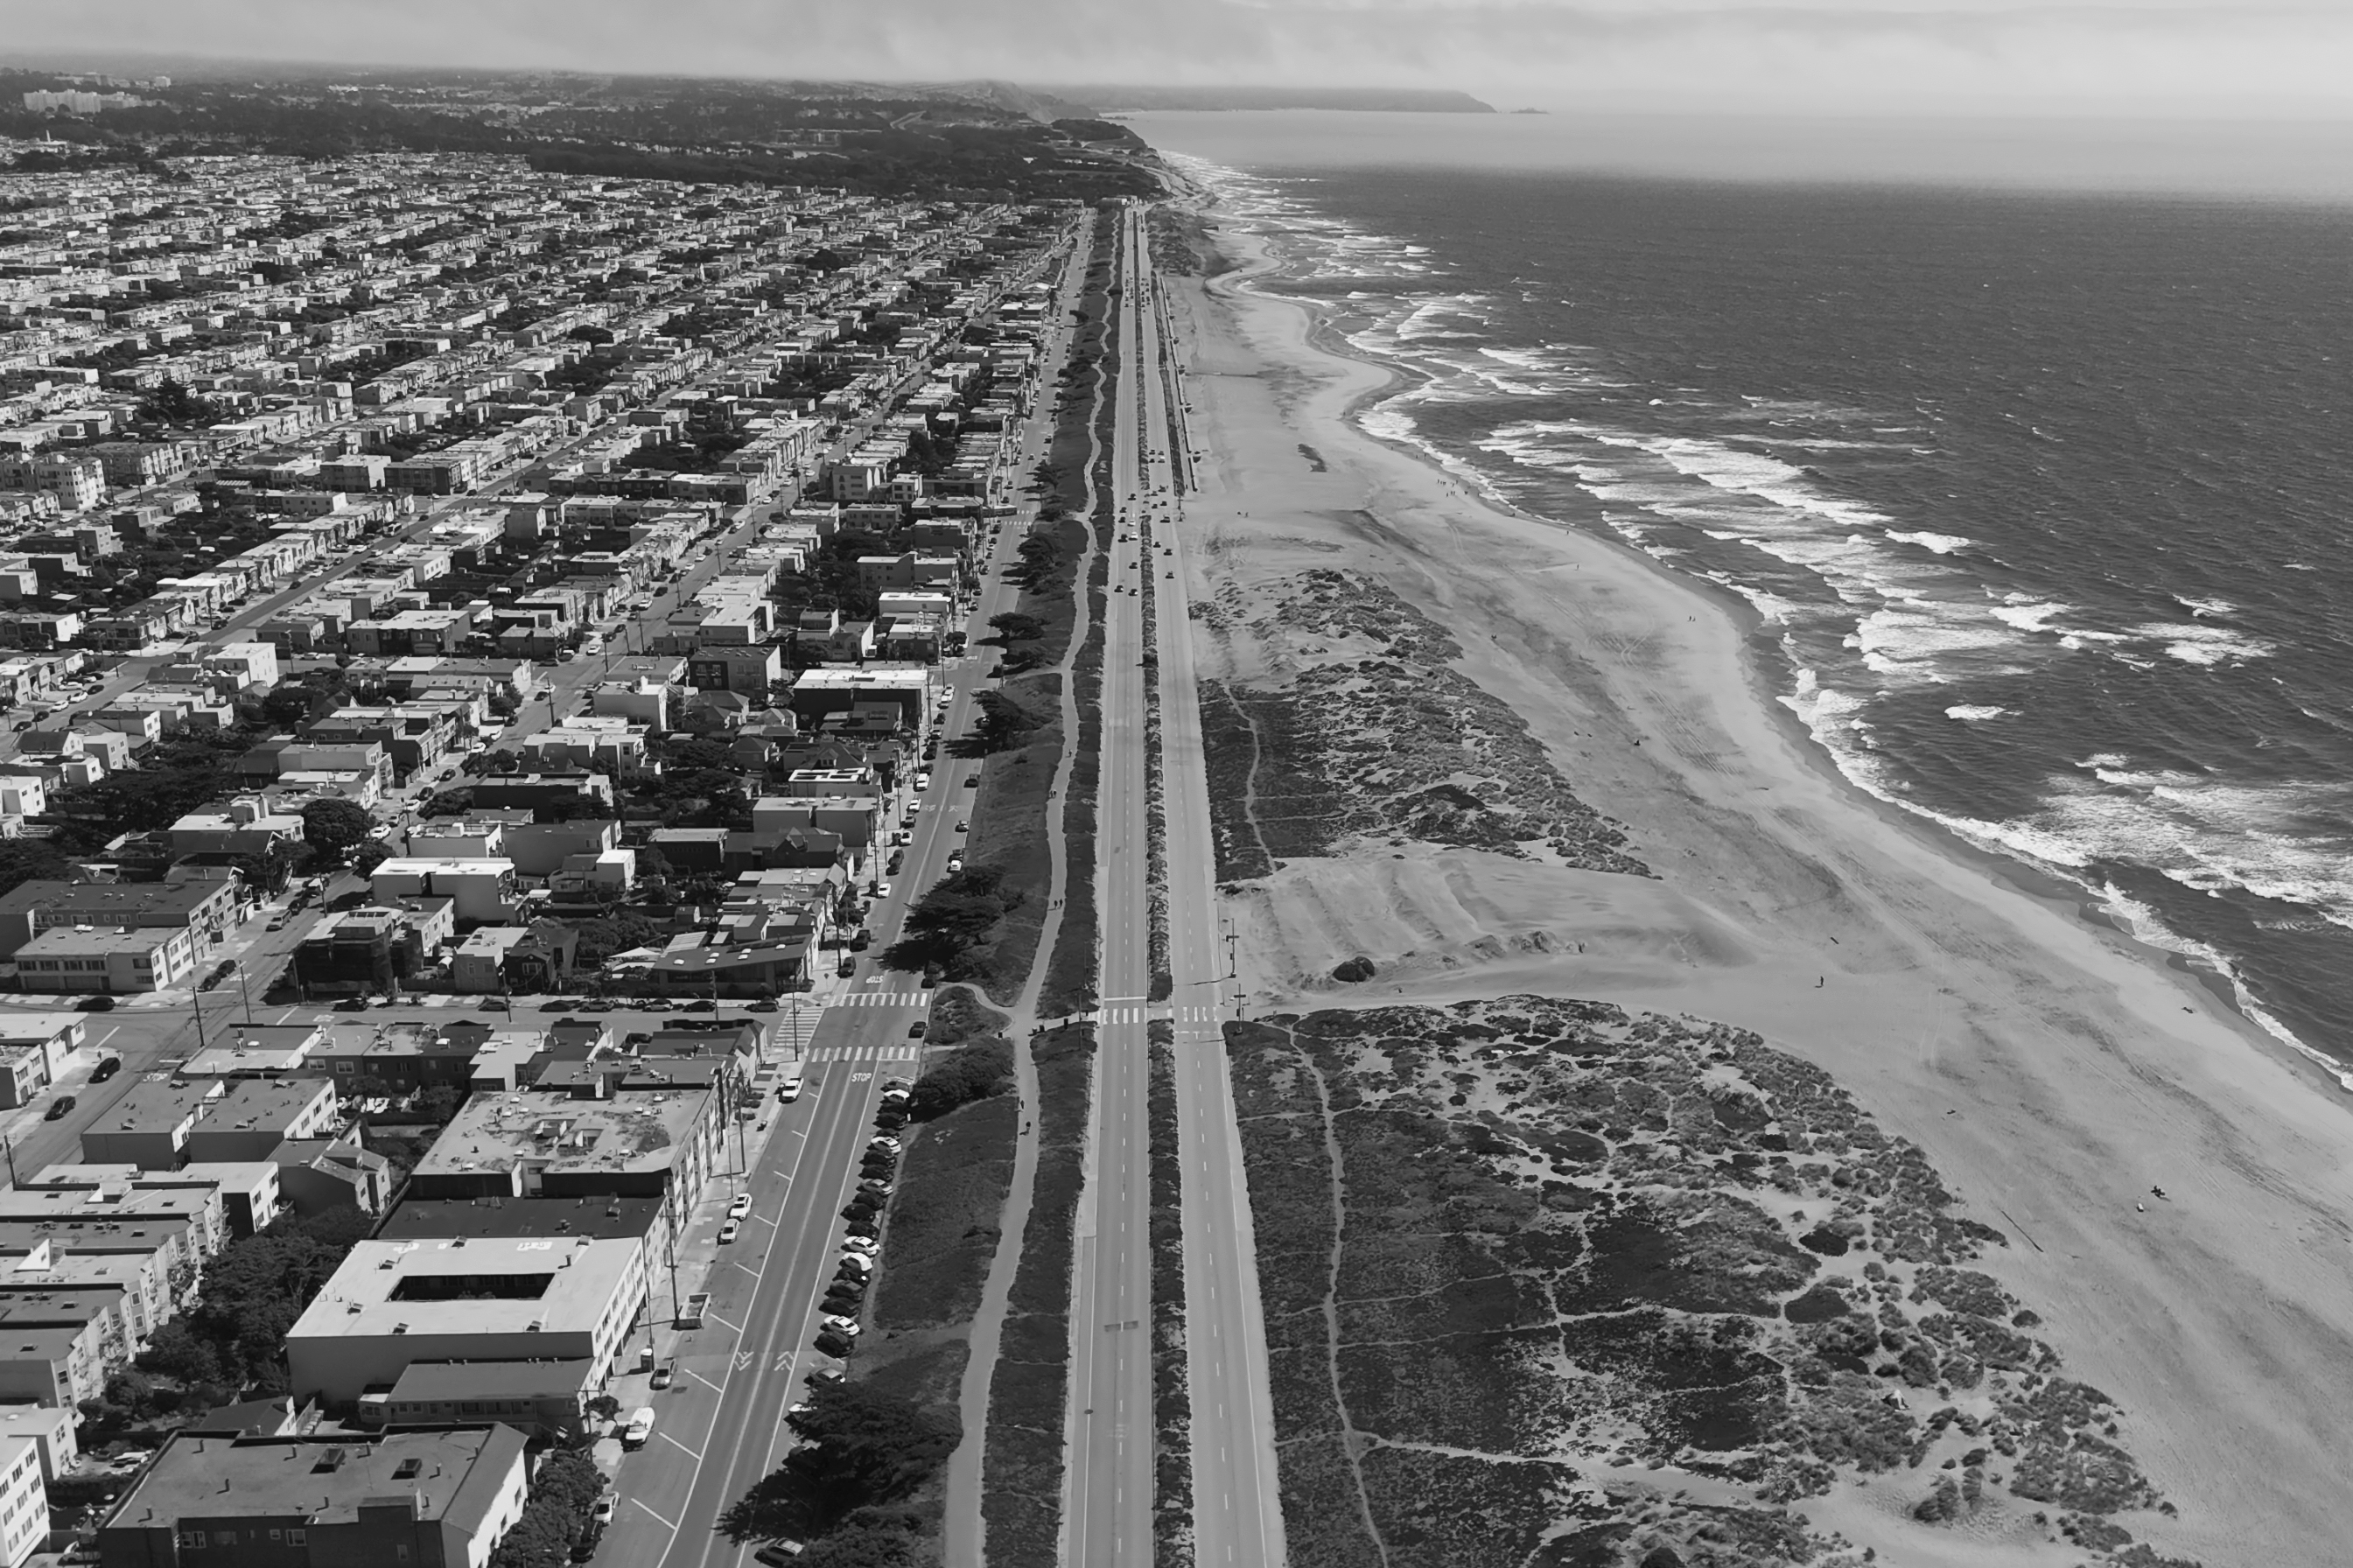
1944 704 2012 721
2175 594 2237 619
1887 529 1974 554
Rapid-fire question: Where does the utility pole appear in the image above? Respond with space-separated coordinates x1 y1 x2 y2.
1225 924 1237 980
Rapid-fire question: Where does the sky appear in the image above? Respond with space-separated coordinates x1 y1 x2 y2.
11 0 2353 120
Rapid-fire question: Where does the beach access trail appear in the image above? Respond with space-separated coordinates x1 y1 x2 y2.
1157 218 2353 1566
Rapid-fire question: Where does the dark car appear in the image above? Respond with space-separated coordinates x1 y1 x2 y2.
74 996 115 1012
333 998 369 1012
570 1522 605 1563
45 1096 75 1121
749 1001 780 1013
683 1000 717 1013
89 1057 120 1083
753 1544 804 1566
813 1330 855 1360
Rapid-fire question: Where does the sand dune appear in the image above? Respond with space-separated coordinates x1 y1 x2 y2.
1167 222 2353 1566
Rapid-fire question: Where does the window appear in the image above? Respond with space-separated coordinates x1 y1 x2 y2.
397 1546 411 1562
290 1528 306 1545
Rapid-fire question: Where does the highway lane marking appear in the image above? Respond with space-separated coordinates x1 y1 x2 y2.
683 1368 724 1393
631 1500 681 1530
658 1432 702 1461
704 1310 743 1335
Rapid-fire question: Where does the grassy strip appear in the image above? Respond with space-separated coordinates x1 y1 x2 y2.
982 1022 1098 1567
1035 223 1122 1020
1147 1020 1194 1568
1139 512 1173 1002
961 212 1120 1004
928 984 1011 1047
870 1090 1021 1334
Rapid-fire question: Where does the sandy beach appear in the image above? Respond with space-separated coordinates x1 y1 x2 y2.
1162 219 2353 1565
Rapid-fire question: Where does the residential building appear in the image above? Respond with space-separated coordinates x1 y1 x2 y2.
94 1425 531 1568
284 1235 647 1407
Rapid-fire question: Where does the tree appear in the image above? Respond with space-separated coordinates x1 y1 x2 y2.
420 1082 463 1124
488 1449 605 1568
301 798 373 858
879 865 1015 976
986 612 1044 645
965 691 1039 755
907 1040 1014 1121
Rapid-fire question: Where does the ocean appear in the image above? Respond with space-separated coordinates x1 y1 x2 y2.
1132 113 2353 1079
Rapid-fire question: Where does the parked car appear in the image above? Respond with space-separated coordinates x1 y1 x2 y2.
592 1495 615 1523
822 1315 862 1337
841 1236 880 1256
750 1000 780 1013
718 1221 741 1244
729 1194 754 1220
776 1076 802 1102
650 1360 676 1390
907 1022 926 1040
754 1541 806 1564
75 996 114 1012
44 1096 74 1121
620 1408 655 1448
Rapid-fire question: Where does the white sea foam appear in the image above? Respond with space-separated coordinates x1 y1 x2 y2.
2145 623 2275 666
2175 594 2237 619
1944 704 2012 721
1887 530 1974 554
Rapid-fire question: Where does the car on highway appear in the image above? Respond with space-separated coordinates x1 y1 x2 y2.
750 1000 780 1013
90 1057 119 1082
963 775 978 788
914 772 931 791
45 1096 74 1121
729 1194 754 1220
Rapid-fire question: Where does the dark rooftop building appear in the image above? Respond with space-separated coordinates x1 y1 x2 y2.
95 1424 531 1568
375 1194 664 1244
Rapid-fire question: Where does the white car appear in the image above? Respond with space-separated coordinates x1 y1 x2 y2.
728 1194 753 1220
868 1137 901 1154
873 883 892 899
718 1220 741 1244
777 1076 802 1103
821 1315 863 1337
840 1236 880 1256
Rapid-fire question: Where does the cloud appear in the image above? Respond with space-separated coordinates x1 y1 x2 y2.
9 0 2353 116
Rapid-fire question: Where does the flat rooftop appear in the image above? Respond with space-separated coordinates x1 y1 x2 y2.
389 1358 597 1401
110 1425 525 1530
376 1195 663 1244
291 1236 640 1342
412 1085 709 1183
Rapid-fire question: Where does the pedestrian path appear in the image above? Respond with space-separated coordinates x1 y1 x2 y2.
829 990 934 1008
809 1041 928 1064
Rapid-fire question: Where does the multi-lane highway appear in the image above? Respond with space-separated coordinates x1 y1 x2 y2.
1064 206 1159 1567
1063 204 1287 1568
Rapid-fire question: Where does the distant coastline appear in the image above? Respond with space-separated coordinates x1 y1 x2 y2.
1042 85 1495 114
